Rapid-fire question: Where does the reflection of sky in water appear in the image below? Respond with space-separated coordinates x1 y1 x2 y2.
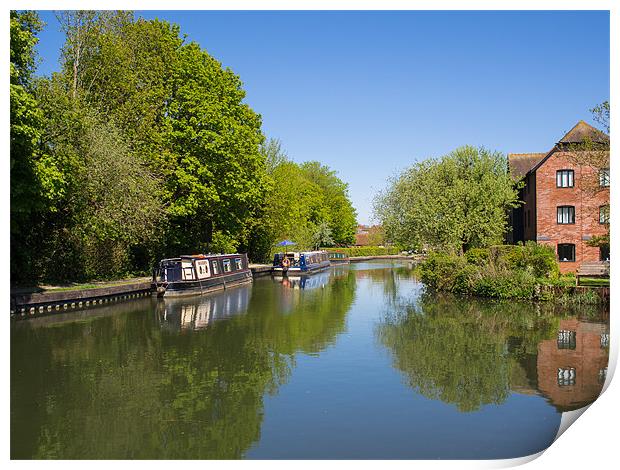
11 261 609 459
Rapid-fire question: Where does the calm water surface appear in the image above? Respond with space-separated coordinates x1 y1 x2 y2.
11 261 609 459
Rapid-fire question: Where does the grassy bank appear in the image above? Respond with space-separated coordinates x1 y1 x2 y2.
419 243 608 304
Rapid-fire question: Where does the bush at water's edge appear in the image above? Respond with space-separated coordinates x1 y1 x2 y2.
322 246 402 257
418 242 607 304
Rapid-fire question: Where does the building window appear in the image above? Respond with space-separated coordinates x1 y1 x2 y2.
600 333 609 349
557 330 577 350
599 168 610 187
599 205 610 224
557 206 575 224
558 243 575 262
557 367 576 387
600 244 610 262
556 170 574 188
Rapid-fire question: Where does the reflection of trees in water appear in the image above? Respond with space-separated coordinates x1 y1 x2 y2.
376 293 608 413
11 271 357 459
353 263 417 303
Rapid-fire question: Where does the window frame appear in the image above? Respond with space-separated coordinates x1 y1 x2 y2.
599 168 610 187
600 244 610 262
599 205 610 224
557 243 576 262
557 206 575 225
211 260 220 275
556 169 575 188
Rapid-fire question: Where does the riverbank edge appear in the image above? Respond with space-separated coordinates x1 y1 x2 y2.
10 256 422 316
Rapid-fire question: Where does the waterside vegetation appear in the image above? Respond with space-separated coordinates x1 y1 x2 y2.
419 243 607 304
10 11 357 286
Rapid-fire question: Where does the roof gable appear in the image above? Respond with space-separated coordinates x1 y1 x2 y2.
513 121 609 178
507 153 547 180
558 120 608 144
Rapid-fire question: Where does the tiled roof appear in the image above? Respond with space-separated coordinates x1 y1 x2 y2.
558 120 609 144
507 153 547 179
508 121 608 180
355 233 369 246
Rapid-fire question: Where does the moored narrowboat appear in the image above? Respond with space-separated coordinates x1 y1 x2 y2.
328 251 350 264
272 250 331 274
152 253 252 297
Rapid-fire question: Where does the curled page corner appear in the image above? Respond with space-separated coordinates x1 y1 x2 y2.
554 406 590 441
489 449 546 468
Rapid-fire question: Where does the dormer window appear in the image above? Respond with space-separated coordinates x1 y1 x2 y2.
556 170 574 188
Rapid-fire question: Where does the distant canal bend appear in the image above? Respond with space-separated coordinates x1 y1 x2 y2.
11 261 609 459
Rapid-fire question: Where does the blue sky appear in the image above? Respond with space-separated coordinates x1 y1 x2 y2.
34 10 609 224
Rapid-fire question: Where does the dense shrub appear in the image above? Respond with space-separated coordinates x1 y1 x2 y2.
419 252 467 291
420 243 564 301
465 248 489 266
472 269 536 300
500 242 559 278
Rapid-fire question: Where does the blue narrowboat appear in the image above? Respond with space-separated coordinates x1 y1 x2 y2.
152 253 252 298
272 250 331 274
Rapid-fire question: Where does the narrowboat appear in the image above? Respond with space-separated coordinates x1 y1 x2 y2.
152 253 252 297
272 250 331 274
328 251 350 264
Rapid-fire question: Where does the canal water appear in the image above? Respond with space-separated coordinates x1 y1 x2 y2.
11 261 609 459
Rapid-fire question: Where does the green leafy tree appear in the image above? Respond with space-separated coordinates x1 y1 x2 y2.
10 10 52 283
163 40 267 254
299 161 357 246
373 146 520 253
312 221 334 249
32 76 165 280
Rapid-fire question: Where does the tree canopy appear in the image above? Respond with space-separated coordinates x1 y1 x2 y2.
10 10 358 284
373 146 520 253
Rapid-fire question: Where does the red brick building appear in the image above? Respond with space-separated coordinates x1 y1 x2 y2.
508 121 609 273
354 224 383 246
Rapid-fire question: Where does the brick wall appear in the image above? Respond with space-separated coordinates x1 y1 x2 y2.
534 150 609 273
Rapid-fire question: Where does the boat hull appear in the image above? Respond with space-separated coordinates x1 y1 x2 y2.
272 261 331 275
153 270 252 297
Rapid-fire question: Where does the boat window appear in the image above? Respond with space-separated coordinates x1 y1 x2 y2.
212 260 220 275
223 259 232 272
234 258 243 270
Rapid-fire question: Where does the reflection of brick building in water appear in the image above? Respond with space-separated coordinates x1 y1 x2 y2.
536 318 609 411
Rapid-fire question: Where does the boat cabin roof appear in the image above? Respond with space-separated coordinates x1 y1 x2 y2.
161 253 246 263
277 250 327 256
